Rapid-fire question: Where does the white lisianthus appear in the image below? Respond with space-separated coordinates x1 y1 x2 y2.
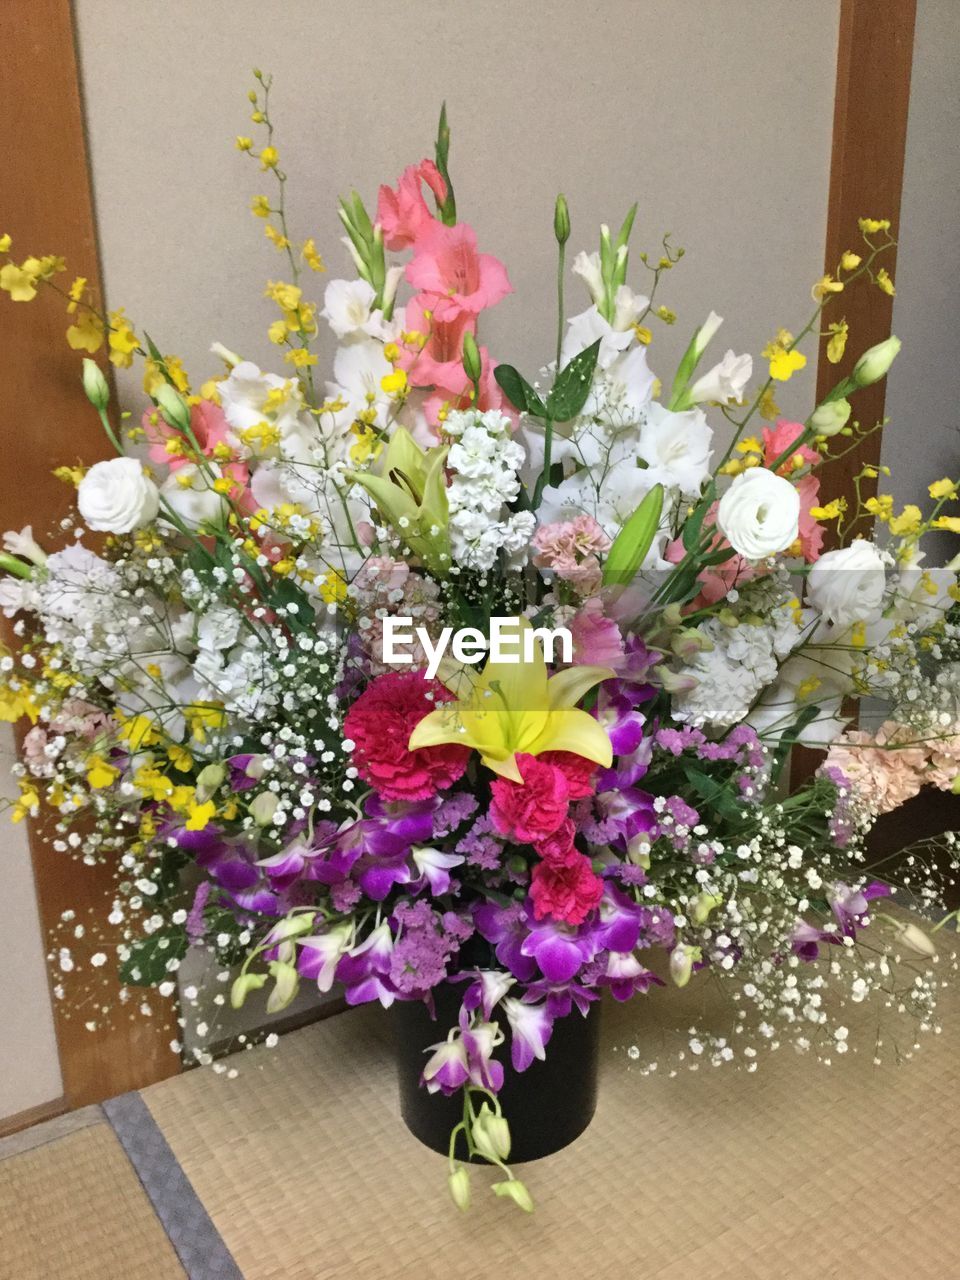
159 464 226 531
717 468 800 559
806 539 887 628
77 457 160 533
637 402 714 497
687 349 753 405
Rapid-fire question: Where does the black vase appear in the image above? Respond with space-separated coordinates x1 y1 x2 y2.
392 982 602 1163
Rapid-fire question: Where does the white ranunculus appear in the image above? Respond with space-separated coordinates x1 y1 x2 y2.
717 468 800 560
806 539 887 628
77 457 160 533
687 349 753 405
638 402 714 497
159 464 226 531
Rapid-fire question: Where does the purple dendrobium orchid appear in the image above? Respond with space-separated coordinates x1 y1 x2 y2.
599 950 664 1000
830 880 893 937
296 923 354 991
521 978 598 1019
227 754 264 792
422 1033 471 1095
791 919 827 962
461 969 516 1020
595 884 644 953
594 681 648 756
335 921 396 1007
255 821 340 890
460 1015 506 1093
410 845 466 897
520 915 602 984
502 996 554 1072
577 786 657 850
474 901 539 982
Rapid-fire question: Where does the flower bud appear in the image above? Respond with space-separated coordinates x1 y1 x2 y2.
448 1166 471 1212
553 194 570 246
809 397 852 437
670 627 713 661
471 1103 511 1162
230 970 267 1009
669 942 701 988
249 790 279 826
462 330 482 385
266 960 300 1013
692 892 724 925
209 341 242 368
887 919 938 959
492 1179 534 1213
81 358 110 412
155 381 192 433
196 762 226 798
852 335 901 387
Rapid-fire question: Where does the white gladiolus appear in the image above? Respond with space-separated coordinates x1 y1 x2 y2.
571 250 605 305
77 457 160 533
692 310 724 361
159 464 226 531
321 278 383 340
716 467 800 559
687 349 753 405
807 540 887 628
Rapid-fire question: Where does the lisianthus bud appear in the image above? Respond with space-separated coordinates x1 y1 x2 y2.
155 381 192 433
81 358 110 411
448 1166 471 1212
230 970 267 1009
249 791 279 826
809 397 852 436
852 335 901 387
196 762 226 798
471 1103 511 1162
462 331 482 385
554 193 570 246
492 1179 534 1213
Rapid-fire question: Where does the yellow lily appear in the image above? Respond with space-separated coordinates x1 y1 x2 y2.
408 618 614 782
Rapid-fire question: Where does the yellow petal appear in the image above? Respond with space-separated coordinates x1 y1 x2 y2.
545 665 615 710
526 707 613 767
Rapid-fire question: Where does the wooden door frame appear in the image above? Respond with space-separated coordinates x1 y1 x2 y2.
0 0 919 1115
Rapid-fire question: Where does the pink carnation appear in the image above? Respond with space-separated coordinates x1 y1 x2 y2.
824 721 928 815
532 817 577 863
532 515 610 595
489 753 569 843
538 751 597 801
530 849 604 925
376 159 447 251
343 671 469 801
405 221 511 320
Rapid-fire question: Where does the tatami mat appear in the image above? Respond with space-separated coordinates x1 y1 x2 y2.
0 1121 185 1279
141 971 960 1280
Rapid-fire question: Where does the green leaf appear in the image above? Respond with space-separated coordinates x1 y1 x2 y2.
682 482 716 552
684 765 743 823
602 484 664 586
142 331 165 363
119 928 188 987
546 338 602 422
493 364 547 417
770 705 821 784
615 203 638 249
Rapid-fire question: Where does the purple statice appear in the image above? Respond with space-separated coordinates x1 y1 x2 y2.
431 791 479 839
459 811 504 871
330 880 362 912
610 863 648 886
819 764 855 848
185 881 211 943
655 725 706 756
388 901 472 998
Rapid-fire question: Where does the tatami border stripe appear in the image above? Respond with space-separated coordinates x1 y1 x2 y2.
103 1092 243 1280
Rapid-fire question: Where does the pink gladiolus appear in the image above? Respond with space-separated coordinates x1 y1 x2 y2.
400 292 476 391
376 159 447 251
405 221 511 320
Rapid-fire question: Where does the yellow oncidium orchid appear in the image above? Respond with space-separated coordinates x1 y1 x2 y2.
408 618 614 783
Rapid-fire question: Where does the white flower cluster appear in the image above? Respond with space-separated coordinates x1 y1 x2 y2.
444 409 535 572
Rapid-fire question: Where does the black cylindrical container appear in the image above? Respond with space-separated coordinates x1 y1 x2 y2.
392 982 602 1163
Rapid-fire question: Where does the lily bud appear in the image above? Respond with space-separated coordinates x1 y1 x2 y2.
553 194 570 246
809 397 852 437
852 335 901 387
471 1103 511 1162
81 358 110 411
492 1179 534 1213
230 970 268 1009
448 1166 471 1212
249 791 279 826
155 381 192 433
462 330 482 385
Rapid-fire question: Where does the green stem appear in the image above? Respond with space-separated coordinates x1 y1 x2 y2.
555 241 566 371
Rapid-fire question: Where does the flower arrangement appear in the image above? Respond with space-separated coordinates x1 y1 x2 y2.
2 78 959 1212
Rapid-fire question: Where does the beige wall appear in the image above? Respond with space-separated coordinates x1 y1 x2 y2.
5 0 846 1114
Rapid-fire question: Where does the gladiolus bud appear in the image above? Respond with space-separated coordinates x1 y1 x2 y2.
448 1166 471 1212
81 358 110 411
553 194 570 246
852 335 901 387
155 382 192 433
471 1103 511 1162
462 331 482 385
249 791 279 826
809 397 852 437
